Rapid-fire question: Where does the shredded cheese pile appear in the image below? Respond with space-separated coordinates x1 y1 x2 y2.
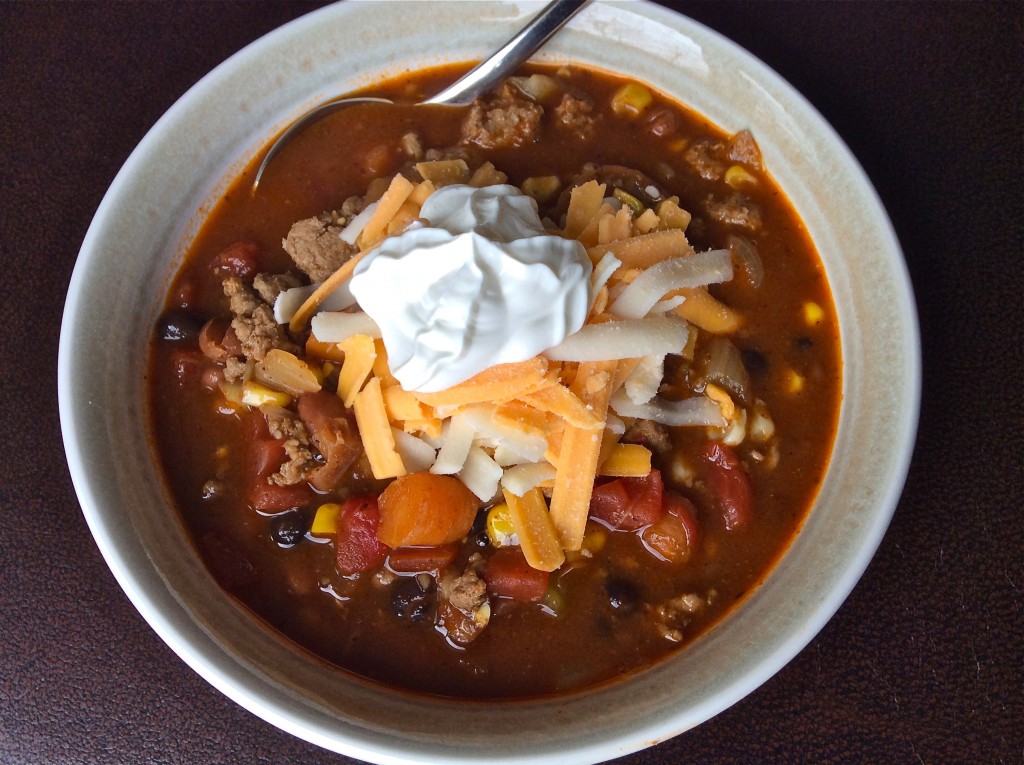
282 166 749 570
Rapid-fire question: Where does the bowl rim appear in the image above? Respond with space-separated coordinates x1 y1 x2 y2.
59 1 920 763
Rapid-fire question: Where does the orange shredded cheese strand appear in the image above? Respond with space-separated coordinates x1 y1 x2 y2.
520 383 602 431
548 359 618 550
412 357 552 408
288 242 378 333
352 377 406 479
502 487 565 572
357 174 415 247
382 384 429 422
305 337 347 362
671 287 743 333
336 334 376 407
563 180 606 240
586 229 693 270
492 400 550 438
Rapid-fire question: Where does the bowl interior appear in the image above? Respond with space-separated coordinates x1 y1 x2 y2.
59 2 919 763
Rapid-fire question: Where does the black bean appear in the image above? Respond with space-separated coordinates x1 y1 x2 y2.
469 508 490 548
157 310 204 343
269 509 310 548
605 576 641 613
391 577 434 622
741 348 769 377
795 336 814 350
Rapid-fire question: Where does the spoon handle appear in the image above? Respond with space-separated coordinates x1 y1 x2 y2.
422 0 591 107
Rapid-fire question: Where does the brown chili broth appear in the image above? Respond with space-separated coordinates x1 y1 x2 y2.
149 64 841 699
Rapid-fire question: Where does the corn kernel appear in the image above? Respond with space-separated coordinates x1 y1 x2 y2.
668 137 689 153
582 525 607 554
311 503 341 537
241 381 293 408
611 82 653 117
724 165 758 188
784 369 805 394
521 175 561 204
486 503 518 547
803 301 824 325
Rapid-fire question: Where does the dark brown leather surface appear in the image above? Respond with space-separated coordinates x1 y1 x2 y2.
2 1 1020 763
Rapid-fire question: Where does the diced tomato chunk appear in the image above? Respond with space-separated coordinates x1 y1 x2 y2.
336 496 389 575
249 481 314 512
211 240 260 279
588 469 665 531
702 441 754 530
484 547 549 603
641 493 700 563
387 544 458 574
250 438 287 479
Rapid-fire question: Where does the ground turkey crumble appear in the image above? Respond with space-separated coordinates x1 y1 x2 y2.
282 212 360 282
461 82 543 150
222 277 299 364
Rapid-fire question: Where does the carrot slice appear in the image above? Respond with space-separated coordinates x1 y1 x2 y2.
377 472 478 547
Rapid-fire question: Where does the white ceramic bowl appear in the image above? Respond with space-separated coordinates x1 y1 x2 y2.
59 2 919 763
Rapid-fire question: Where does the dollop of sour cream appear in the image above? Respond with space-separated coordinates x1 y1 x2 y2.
349 184 592 392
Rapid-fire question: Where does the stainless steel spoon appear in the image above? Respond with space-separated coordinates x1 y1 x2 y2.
252 0 591 192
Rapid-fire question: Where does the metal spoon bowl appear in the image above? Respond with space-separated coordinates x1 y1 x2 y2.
252 0 589 192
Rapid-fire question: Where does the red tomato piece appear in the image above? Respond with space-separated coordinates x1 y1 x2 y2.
703 441 754 530
484 547 549 603
387 544 458 574
211 240 260 279
248 482 314 512
336 496 389 575
588 469 665 531
641 493 700 563
250 438 286 479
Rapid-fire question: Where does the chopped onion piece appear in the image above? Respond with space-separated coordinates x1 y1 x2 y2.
458 445 503 501
430 414 476 475
544 317 688 362
623 354 665 405
728 234 764 289
391 428 436 473
501 462 556 496
606 413 626 436
310 311 381 342
609 249 732 319
611 389 726 428
274 281 356 324
507 74 561 102
253 349 321 396
700 335 752 404
339 201 379 245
